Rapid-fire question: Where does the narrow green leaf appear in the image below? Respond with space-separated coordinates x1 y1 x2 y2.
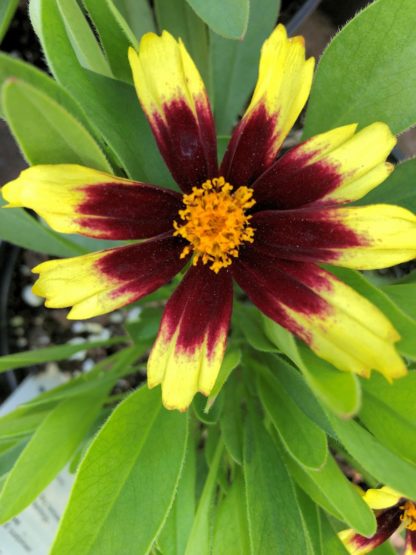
282 449 376 537
263 316 361 417
208 347 241 401
244 405 309 554
381 282 416 321
154 0 210 91
0 337 125 373
57 0 112 77
303 0 416 137
158 434 196 555
111 0 156 41
184 439 223 555
235 305 277 352
358 158 416 212
0 0 19 43
327 413 416 500
51 387 188 555
319 513 349 555
0 441 27 476
360 373 416 463
186 0 249 39
0 392 106 523
257 373 328 470
212 472 250 555
211 0 280 134
3 79 112 171
296 488 322 555
29 0 174 184
220 378 243 465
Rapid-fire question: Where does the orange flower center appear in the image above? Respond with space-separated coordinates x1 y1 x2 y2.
401 501 416 531
173 177 255 273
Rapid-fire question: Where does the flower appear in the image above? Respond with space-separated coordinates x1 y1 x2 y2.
340 487 416 554
2 25 416 410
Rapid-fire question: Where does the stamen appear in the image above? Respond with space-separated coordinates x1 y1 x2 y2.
174 177 255 273
401 501 416 531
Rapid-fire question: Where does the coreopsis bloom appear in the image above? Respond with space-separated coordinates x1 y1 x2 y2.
2 25 416 410
340 487 416 554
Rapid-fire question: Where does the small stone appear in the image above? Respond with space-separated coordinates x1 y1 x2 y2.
88 328 111 342
85 323 103 334
82 359 95 372
22 285 43 307
126 307 142 323
109 312 123 324
10 316 24 327
16 337 28 348
68 337 87 361
71 322 87 334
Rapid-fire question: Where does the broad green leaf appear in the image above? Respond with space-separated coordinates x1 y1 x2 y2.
158 435 196 555
303 0 416 137
358 158 416 213
360 373 416 462
257 373 328 470
282 449 376 537
372 542 398 555
154 0 210 91
29 0 174 185
0 195 85 256
220 378 243 464
244 405 309 554
0 337 125 373
211 0 280 134
263 316 361 417
235 305 277 352
184 440 223 555
51 387 188 555
0 392 106 523
0 0 19 43
327 413 416 500
0 441 27 476
3 79 112 171
0 405 51 441
57 0 112 77
212 472 250 555
186 0 249 39
193 391 224 426
328 267 416 359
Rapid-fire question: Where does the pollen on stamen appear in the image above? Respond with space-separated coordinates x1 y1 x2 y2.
173 176 256 273
401 501 416 531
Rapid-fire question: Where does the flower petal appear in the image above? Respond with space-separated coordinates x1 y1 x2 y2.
363 487 402 510
251 204 416 269
252 122 396 209
32 236 187 319
405 530 416 555
129 32 217 193
233 250 406 380
220 24 314 186
2 165 182 240
339 507 402 554
147 265 233 411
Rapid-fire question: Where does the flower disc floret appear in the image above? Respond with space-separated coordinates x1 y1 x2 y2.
173 177 256 273
402 500 416 531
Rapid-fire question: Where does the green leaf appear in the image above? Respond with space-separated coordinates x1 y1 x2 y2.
360 373 416 463
244 405 309 554
0 337 125 373
0 441 27 476
211 0 280 134
358 158 416 212
3 78 112 171
158 434 196 555
0 392 106 523
257 372 328 470
154 0 210 91
296 488 322 555
184 439 223 555
111 0 155 41
282 450 376 536
319 513 349 555
263 316 361 417
208 347 241 402
212 472 250 555
0 195 86 256
303 0 416 137
0 0 19 43
235 305 277 352
51 387 188 555
220 378 243 465
328 267 416 360
327 412 416 500
186 0 249 39
56 0 112 77
381 282 416 321
29 0 174 185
